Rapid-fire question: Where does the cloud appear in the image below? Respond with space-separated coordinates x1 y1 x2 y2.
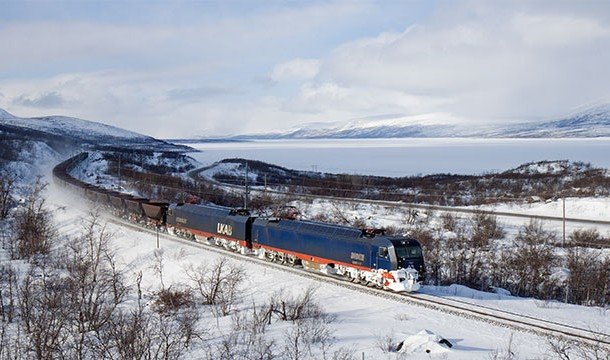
166 86 239 102
1 2 610 138
284 5 610 122
12 91 65 108
269 58 320 82
512 13 610 47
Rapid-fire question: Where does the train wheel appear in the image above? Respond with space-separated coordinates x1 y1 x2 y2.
265 251 275 262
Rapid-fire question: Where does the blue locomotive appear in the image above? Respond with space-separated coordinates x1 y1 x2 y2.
165 203 423 292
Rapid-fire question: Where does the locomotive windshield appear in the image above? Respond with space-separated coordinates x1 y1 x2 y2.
393 245 422 259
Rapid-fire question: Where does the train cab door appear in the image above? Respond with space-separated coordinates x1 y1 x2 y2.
376 246 392 270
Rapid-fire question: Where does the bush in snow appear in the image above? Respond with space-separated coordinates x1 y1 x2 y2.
187 257 245 316
0 171 15 219
469 211 504 248
564 248 610 306
496 221 558 299
567 228 610 248
11 178 56 260
268 287 326 322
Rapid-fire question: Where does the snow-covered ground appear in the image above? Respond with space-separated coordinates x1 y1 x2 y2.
476 197 610 223
292 198 610 240
45 183 601 359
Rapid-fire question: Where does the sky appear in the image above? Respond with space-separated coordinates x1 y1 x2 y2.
1 0 610 138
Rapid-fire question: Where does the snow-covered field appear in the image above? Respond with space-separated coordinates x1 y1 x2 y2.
292 198 610 241
185 138 610 177
478 197 610 223
46 183 605 359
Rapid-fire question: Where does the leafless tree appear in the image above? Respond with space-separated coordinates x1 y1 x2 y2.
440 212 459 233
269 287 324 322
500 221 558 298
0 266 18 323
565 248 610 306
545 336 610 360
470 212 504 248
0 171 15 219
187 257 245 316
11 178 56 259
62 213 128 359
19 265 70 360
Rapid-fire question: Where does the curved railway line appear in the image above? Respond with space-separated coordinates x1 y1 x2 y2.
54 153 610 350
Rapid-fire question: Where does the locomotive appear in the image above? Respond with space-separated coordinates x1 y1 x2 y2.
53 153 424 292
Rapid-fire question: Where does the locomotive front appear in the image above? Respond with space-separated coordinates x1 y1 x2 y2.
373 236 424 292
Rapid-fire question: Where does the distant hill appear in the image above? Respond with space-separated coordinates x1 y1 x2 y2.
0 108 189 152
193 103 610 140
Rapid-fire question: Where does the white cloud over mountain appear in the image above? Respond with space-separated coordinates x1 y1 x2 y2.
1 1 609 137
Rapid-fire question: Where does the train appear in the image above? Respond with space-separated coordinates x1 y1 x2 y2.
53 153 424 292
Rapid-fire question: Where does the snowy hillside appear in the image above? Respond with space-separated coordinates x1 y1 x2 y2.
0 108 189 151
216 103 610 139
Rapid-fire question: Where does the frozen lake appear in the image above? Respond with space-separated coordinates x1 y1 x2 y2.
184 138 610 177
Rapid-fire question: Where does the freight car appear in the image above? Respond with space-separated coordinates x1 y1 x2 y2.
166 203 255 253
53 153 424 292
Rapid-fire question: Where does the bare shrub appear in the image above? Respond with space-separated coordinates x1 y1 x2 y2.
283 318 335 360
515 220 555 246
231 302 272 336
211 329 276 360
62 213 128 358
404 208 420 226
440 212 458 232
375 331 399 353
11 179 56 259
470 212 504 248
565 249 610 306
568 229 601 247
97 272 203 360
0 171 15 219
500 221 558 298
211 304 277 360
152 287 194 314
19 266 70 359
545 336 610 360
269 287 325 322
188 257 245 316
0 265 19 323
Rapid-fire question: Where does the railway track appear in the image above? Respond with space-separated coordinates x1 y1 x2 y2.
109 213 610 349
195 174 610 227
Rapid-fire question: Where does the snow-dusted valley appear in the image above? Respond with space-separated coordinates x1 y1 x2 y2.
1 111 609 359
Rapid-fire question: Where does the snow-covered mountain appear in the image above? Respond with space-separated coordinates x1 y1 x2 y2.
0 108 188 151
226 104 610 139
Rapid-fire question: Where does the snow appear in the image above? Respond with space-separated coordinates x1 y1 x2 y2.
0 111 149 141
422 285 609 336
477 197 610 223
397 329 452 355
199 161 263 182
45 184 561 359
2 140 59 184
185 138 610 177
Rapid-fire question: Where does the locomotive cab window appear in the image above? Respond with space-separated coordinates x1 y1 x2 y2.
378 247 388 258
395 246 422 259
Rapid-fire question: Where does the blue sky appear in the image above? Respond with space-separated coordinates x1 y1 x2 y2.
1 1 609 138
